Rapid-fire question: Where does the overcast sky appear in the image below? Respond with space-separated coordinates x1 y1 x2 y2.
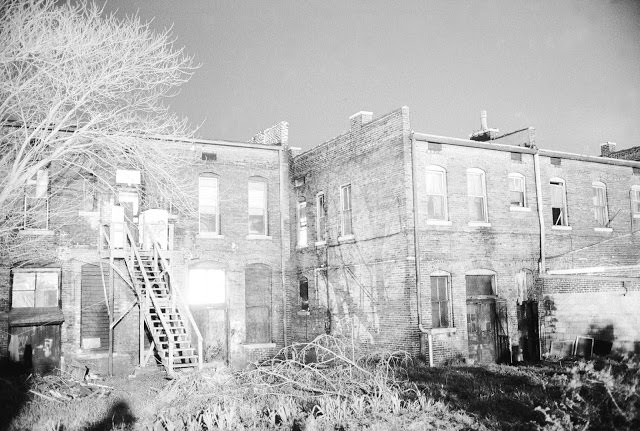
99 0 640 154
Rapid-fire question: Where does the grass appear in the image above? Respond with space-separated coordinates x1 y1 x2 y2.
2 338 638 430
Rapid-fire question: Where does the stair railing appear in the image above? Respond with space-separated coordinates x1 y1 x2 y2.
145 226 203 370
123 223 174 373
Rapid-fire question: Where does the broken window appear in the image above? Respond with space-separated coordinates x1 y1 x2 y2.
199 174 219 234
430 274 452 328
245 264 271 343
426 166 448 220
467 168 488 222
297 200 307 247
299 277 309 311
509 173 526 208
340 184 352 236
550 179 568 226
248 178 267 235
12 269 60 308
592 182 608 226
316 192 326 242
24 169 49 230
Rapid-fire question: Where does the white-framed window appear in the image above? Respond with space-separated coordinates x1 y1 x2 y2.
592 182 608 226
198 174 219 234
297 200 307 247
24 169 49 230
187 266 225 305
430 271 452 328
509 173 526 208
426 166 448 220
467 168 488 222
11 268 60 308
316 192 326 242
340 184 353 236
248 178 267 235
550 178 568 226
631 186 640 219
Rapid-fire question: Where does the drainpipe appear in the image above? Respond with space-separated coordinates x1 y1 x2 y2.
533 153 546 273
278 146 288 347
410 132 433 366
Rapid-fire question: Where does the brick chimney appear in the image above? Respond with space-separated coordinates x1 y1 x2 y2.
349 111 373 131
250 121 289 145
600 142 616 157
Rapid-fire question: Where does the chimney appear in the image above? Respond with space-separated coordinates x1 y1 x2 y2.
469 110 499 142
250 121 289 146
480 110 488 131
600 141 616 157
349 111 373 131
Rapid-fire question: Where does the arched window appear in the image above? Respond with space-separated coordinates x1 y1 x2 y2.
592 181 608 226
248 177 268 235
199 173 219 235
426 166 448 220
550 178 568 226
467 168 488 222
245 263 272 343
430 270 452 328
508 173 526 208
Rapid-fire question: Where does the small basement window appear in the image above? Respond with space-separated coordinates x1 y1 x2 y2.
510 152 522 162
201 152 217 161
428 142 442 151
550 157 561 166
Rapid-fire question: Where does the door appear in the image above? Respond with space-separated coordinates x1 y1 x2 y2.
466 300 496 363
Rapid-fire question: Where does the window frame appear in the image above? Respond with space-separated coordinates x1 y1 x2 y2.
466 168 488 223
297 200 307 247
340 183 353 237
592 181 609 227
465 269 498 298
549 178 569 226
198 174 220 235
425 165 448 221
11 268 61 309
23 168 49 230
316 192 327 243
430 271 453 329
248 177 268 236
508 173 526 208
299 277 309 312
631 186 640 219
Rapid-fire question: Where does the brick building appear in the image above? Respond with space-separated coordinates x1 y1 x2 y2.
2 108 639 374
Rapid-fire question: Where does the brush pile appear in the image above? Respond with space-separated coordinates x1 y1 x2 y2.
27 371 113 403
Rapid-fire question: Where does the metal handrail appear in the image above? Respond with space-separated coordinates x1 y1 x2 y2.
145 227 203 369
123 224 174 373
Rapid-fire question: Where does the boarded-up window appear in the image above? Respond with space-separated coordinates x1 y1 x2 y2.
467 169 487 222
466 275 495 296
426 166 447 220
550 179 567 226
248 179 267 235
430 276 451 328
199 175 219 234
245 264 271 343
12 270 59 308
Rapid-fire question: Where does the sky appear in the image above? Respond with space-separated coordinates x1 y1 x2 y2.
98 0 640 154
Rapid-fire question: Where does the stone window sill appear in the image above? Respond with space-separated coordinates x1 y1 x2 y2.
468 222 491 227
338 235 355 243
426 219 452 226
198 233 224 239
242 343 276 349
19 229 54 236
509 206 531 212
551 225 572 231
246 235 273 240
594 227 613 233
430 327 457 335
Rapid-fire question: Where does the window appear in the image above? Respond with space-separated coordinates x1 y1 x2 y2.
81 176 97 212
297 200 307 247
201 151 217 161
187 266 225 305
550 179 568 226
316 193 326 242
299 277 309 311
24 169 49 230
466 274 496 296
199 175 219 234
467 168 488 222
340 184 353 236
550 157 561 166
509 173 526 208
248 179 267 235
118 190 139 217
11 269 60 308
428 142 442 151
592 182 608 226
511 152 522 162
426 166 448 220
631 186 640 219
245 264 271 343
430 274 452 328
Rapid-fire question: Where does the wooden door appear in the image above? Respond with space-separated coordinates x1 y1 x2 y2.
466 300 497 363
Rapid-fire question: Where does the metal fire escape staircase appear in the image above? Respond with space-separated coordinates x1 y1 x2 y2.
100 222 203 374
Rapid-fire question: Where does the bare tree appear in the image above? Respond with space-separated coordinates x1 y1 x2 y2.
0 0 198 261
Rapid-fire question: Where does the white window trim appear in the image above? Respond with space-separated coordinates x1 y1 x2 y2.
466 168 488 223
425 165 449 221
198 175 220 235
592 181 609 227
340 183 353 237
508 173 527 208
550 177 569 227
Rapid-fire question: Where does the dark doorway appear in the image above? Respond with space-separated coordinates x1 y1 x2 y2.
517 300 540 362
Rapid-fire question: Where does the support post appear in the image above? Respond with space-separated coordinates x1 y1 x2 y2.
108 255 115 376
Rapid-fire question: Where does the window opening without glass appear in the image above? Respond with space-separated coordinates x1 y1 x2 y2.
550 179 568 226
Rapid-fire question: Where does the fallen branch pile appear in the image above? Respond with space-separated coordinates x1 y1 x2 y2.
28 371 113 403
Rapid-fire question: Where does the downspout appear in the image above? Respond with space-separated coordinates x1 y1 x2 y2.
278 146 288 347
410 132 433 366
533 152 546 273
